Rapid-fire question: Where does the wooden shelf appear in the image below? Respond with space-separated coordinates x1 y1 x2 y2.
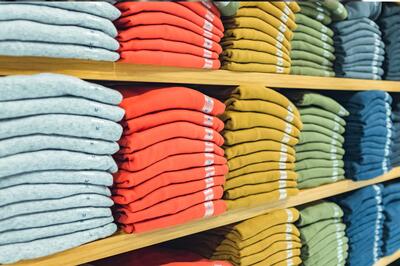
1 56 400 91
375 249 400 266
11 167 400 266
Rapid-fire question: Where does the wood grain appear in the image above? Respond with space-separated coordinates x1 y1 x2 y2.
374 250 400 266
1 56 400 91
11 167 400 266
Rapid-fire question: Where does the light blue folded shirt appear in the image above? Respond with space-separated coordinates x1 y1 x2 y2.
0 20 119 51
0 150 118 179
0 4 118 37
0 223 116 264
0 73 122 105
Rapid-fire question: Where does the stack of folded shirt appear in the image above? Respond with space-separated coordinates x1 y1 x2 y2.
113 86 228 233
115 2 223 69
93 246 232 266
0 73 124 264
333 2 385 80
378 4 400 80
0 2 120 61
222 85 302 209
178 208 302 266
297 201 348 266
288 92 349 189
343 91 392 180
220 1 300 73
291 1 344 77
335 185 385 265
382 182 400 256
391 108 400 167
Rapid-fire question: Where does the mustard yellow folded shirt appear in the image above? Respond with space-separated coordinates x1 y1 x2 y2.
228 150 295 171
223 127 299 146
222 111 300 137
271 1 296 21
222 48 291 67
222 62 290 74
221 39 291 62
239 2 297 30
224 139 295 160
223 29 289 54
225 170 297 190
225 180 297 199
228 161 295 179
235 7 293 40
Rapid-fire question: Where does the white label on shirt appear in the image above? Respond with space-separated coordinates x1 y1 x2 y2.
287 249 293 258
281 133 290 143
201 0 212 9
281 144 288 153
375 46 380 54
279 180 287 188
203 20 213 32
202 95 214 114
204 127 214 140
287 259 294 266
321 26 328 33
203 30 213 40
280 13 289 23
279 23 287 33
317 13 325 21
280 152 288 162
323 50 330 58
203 49 212 59
203 201 214 217
330 147 337 153
203 59 213 69
284 123 293 135
330 153 337 160
332 160 339 167
333 122 340 131
286 224 292 233
205 153 214 165
205 142 214 152
321 34 328 42
204 188 214 201
331 138 337 145
316 6 324 12
206 10 214 22
276 49 284 57
284 111 293 123
277 32 284 42
276 66 284 73
203 38 213 50
280 170 288 179
203 114 214 126
279 162 286 170
279 189 287 200
205 166 215 177
277 57 284 66
286 209 293 222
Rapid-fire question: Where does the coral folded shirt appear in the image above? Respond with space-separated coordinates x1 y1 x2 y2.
117 138 225 171
116 152 227 186
200 0 221 18
122 109 224 135
117 186 223 223
93 246 232 266
119 122 224 153
116 1 224 37
118 86 225 119
119 39 219 60
178 2 224 31
113 175 226 211
121 200 226 233
118 25 222 54
119 50 221 69
114 164 228 189
116 12 221 43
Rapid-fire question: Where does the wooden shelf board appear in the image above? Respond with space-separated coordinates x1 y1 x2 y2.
11 167 400 266
375 249 400 266
1 56 400 91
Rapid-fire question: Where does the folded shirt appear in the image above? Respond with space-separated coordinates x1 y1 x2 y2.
225 180 297 200
178 1 223 30
222 48 290 67
116 11 220 42
222 61 290 74
119 86 225 119
292 32 335 52
117 138 224 171
0 73 122 104
0 114 123 141
228 150 295 171
114 164 228 189
117 186 223 224
113 175 225 209
121 200 226 233
290 92 349 116
119 122 224 153
116 2 224 37
0 150 117 179
295 14 333 37
0 20 119 51
223 127 298 146
0 3 118 37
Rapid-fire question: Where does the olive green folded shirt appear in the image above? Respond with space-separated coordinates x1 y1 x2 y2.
301 114 345 134
297 201 344 226
295 13 334 37
291 40 335 60
295 159 344 171
299 107 346 126
292 32 335 52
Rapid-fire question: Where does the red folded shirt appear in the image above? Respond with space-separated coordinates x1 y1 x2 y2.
119 39 219 60
119 50 221 70
178 2 224 32
122 109 224 135
117 25 222 54
114 164 228 189
92 246 232 266
116 2 224 37
200 0 221 17
119 122 224 153
117 186 223 224
116 12 221 43
113 175 226 210
117 152 227 185
117 138 224 171
118 86 225 119
120 200 226 233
